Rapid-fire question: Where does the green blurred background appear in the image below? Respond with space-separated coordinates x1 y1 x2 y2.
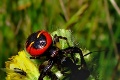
0 0 120 80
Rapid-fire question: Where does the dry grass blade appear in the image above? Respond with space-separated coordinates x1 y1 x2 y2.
110 0 120 15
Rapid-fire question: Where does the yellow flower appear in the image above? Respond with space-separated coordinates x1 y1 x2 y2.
5 50 39 80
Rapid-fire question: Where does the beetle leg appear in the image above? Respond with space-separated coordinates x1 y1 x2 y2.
38 59 54 80
53 34 70 47
39 60 58 80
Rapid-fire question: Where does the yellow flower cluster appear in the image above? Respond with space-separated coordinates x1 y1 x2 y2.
5 50 39 80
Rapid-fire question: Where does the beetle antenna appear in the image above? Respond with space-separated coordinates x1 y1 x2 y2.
83 49 109 57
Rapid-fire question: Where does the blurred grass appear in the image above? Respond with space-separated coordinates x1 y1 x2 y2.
0 0 120 80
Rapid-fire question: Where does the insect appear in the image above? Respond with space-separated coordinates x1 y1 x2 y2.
1 68 27 76
13 68 27 76
25 30 89 80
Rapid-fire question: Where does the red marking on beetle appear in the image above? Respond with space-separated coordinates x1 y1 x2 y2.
26 30 52 56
